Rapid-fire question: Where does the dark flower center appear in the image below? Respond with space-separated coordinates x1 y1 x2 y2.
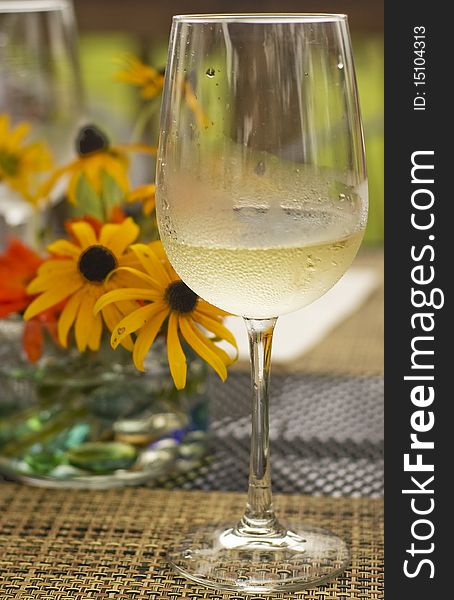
78 245 117 283
165 280 198 313
76 125 109 156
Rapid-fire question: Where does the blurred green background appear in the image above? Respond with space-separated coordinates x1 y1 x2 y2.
74 1 383 244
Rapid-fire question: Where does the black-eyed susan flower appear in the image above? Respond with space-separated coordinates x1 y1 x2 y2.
126 183 156 215
94 242 237 389
24 217 143 352
115 55 165 100
115 55 209 129
40 124 156 204
0 114 52 203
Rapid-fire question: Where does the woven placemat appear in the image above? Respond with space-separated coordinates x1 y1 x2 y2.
168 371 384 497
0 483 383 599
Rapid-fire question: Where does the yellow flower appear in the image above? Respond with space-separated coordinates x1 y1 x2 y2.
24 217 142 352
40 124 156 204
183 80 211 129
115 55 209 129
126 183 156 215
0 114 52 203
115 55 165 100
94 242 237 389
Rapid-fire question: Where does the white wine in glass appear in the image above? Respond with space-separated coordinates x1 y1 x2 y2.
156 13 368 593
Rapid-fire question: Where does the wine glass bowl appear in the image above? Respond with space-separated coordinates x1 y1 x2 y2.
156 13 367 593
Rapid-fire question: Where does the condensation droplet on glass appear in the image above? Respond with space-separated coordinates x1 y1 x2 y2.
254 161 266 176
206 67 215 78
306 255 316 272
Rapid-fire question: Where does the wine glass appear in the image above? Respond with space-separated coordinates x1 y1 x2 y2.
156 14 368 593
0 0 84 242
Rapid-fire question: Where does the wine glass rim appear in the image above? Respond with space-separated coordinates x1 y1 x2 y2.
173 13 348 24
0 0 70 12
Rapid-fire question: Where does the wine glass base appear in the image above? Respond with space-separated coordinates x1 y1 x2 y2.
167 521 350 593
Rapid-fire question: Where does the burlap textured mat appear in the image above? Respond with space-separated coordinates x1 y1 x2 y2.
0 483 383 599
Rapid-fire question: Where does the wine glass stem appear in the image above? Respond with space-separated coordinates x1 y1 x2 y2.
236 317 284 537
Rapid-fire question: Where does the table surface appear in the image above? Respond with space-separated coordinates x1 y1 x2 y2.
0 483 383 599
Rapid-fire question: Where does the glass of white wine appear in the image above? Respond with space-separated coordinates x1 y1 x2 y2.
156 14 368 593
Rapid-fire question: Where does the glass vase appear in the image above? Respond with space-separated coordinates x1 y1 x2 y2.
0 316 209 488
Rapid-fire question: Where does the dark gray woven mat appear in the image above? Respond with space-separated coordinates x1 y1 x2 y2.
171 371 384 497
0 371 384 497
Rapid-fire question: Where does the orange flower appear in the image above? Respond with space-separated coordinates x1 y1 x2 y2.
0 238 61 362
0 238 42 317
22 306 61 363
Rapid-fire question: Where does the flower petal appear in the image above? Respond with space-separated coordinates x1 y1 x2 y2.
22 319 44 363
197 299 231 317
99 223 118 248
24 279 82 320
71 221 97 249
27 270 80 295
58 288 84 347
127 184 155 203
132 307 168 372
38 164 68 200
74 290 98 351
47 240 81 258
67 170 82 205
105 217 140 258
87 312 103 351
104 155 130 194
10 122 30 148
130 243 171 287
82 157 103 194
38 260 76 275
111 302 166 349
143 196 156 215
179 316 228 381
166 313 187 389
193 311 238 350
0 115 9 140
111 266 163 289
94 288 160 314
112 268 153 289
102 304 134 351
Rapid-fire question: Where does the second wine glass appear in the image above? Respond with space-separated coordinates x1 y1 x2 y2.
156 13 368 593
